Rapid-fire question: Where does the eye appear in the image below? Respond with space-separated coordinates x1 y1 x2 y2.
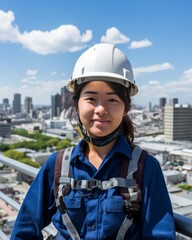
108 98 118 103
85 97 95 102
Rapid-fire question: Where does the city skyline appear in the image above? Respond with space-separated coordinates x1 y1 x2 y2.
0 1 192 106
1 92 188 112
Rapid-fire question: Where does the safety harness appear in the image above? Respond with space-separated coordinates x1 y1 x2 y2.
54 145 147 240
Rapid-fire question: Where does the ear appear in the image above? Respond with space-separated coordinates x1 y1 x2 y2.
123 110 128 117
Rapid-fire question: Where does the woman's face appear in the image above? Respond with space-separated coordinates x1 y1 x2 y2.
78 81 127 138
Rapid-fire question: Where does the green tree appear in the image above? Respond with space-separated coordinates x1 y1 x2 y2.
47 138 60 147
20 158 40 168
56 138 74 150
9 141 35 149
3 149 40 168
178 184 192 191
4 150 25 160
0 143 10 151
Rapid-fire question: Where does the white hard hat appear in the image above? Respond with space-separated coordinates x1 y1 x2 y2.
67 43 138 96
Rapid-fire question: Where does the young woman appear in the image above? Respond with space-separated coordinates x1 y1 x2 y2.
11 43 176 239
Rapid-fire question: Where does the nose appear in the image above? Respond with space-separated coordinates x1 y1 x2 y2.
94 103 108 115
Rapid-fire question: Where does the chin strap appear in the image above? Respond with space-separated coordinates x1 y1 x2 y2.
76 124 122 147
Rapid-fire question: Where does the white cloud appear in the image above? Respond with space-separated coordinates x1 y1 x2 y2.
129 38 152 49
20 25 93 55
0 79 68 104
21 69 38 83
134 67 192 105
0 10 93 55
183 68 192 80
101 27 130 44
134 63 174 75
26 69 38 76
21 78 30 83
0 10 20 42
21 78 40 84
149 80 160 85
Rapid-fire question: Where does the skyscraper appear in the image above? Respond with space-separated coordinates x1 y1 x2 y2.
13 93 21 114
61 86 72 110
51 93 62 118
2 98 10 111
24 97 33 114
169 98 178 106
61 86 68 95
164 104 192 141
159 97 166 109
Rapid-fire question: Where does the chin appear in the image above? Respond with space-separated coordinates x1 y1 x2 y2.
90 131 111 138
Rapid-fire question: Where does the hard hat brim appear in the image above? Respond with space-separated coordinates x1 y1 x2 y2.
66 72 138 96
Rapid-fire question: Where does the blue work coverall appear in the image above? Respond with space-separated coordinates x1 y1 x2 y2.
11 135 176 239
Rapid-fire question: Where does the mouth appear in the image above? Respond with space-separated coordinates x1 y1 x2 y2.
91 119 111 128
92 118 110 123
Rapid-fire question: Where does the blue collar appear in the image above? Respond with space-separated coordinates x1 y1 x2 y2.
71 135 132 163
77 124 122 147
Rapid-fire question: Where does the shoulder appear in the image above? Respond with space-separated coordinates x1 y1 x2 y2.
45 151 58 169
132 144 160 170
38 151 59 180
141 151 165 186
144 153 161 171
133 146 163 181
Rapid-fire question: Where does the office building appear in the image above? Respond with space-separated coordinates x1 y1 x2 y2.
61 86 68 95
2 98 10 111
60 86 72 111
51 93 62 118
0 117 11 137
159 97 166 109
13 93 21 114
164 104 192 141
24 97 33 114
169 98 178 106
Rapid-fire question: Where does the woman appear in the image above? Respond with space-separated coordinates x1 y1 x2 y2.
11 43 176 239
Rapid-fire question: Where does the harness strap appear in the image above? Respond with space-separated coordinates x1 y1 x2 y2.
58 147 73 198
61 147 73 177
127 146 142 179
56 145 146 240
61 213 80 240
57 147 81 240
116 146 143 240
116 217 133 240
126 146 143 202
59 177 136 191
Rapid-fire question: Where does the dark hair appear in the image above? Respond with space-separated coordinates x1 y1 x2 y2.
63 81 135 143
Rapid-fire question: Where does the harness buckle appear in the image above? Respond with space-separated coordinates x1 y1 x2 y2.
88 179 101 190
125 201 139 219
57 196 66 214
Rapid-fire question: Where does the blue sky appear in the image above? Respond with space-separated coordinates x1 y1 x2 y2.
0 0 192 107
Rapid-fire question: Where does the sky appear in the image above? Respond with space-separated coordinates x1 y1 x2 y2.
0 0 192 107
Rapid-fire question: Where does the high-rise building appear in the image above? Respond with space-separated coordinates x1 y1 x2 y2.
0 116 11 137
13 93 21 114
3 98 9 104
2 98 10 111
51 93 62 118
164 104 192 141
24 97 33 114
169 98 178 106
61 86 68 95
159 97 166 109
148 102 152 112
61 85 73 111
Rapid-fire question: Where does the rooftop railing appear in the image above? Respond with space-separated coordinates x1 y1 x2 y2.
0 154 192 239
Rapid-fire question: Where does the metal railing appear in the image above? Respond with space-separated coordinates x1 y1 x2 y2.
0 154 192 239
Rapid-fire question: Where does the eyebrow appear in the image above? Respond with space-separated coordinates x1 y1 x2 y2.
83 91 116 95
